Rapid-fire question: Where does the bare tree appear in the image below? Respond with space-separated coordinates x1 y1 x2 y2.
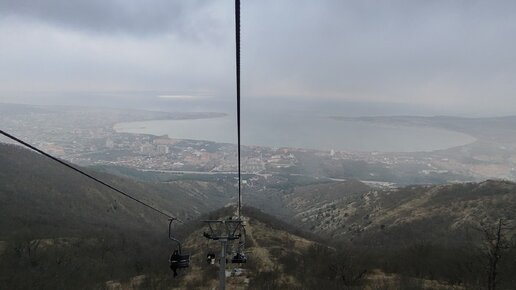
480 218 512 290
329 262 367 288
328 249 368 288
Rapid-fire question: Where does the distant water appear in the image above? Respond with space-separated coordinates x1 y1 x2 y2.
113 113 476 152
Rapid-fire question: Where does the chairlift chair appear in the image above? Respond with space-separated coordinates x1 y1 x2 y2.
231 252 247 264
206 252 216 265
168 219 190 277
230 238 247 264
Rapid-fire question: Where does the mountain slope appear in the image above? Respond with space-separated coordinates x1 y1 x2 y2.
0 143 230 289
2 143 516 289
289 179 516 244
0 143 234 238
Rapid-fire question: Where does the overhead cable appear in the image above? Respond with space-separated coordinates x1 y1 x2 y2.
235 0 242 219
0 129 181 222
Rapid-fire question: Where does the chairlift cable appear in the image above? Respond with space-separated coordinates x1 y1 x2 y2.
235 0 242 219
0 129 181 222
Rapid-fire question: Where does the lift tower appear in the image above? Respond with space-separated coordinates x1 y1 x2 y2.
203 219 245 290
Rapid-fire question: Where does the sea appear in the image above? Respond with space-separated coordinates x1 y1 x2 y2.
113 112 476 153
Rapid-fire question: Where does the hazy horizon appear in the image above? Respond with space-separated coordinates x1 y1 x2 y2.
1 97 515 119
1 0 516 117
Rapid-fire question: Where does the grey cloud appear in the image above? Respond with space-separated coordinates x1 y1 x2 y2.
243 0 516 106
0 0 224 39
2 0 516 115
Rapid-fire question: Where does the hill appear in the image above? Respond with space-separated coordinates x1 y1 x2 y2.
269 179 516 289
0 143 232 289
288 180 516 244
0 143 236 237
0 143 340 289
2 143 516 289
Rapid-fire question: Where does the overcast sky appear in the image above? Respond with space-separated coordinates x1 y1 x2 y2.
1 0 516 116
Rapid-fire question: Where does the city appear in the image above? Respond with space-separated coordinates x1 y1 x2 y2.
4 105 515 188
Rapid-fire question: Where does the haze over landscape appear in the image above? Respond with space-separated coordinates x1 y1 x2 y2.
2 0 516 116
2 1 516 289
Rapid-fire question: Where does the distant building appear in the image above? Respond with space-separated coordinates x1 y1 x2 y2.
153 138 178 145
172 162 184 168
140 143 155 155
157 144 169 154
243 157 265 173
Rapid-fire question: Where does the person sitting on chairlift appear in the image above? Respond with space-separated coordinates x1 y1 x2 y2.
206 252 216 265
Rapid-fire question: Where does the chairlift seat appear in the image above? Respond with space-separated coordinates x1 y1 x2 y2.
170 252 190 269
231 253 247 264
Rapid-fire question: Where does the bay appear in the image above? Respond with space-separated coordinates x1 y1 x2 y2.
113 113 476 152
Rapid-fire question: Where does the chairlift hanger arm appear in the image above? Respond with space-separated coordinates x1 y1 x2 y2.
168 218 182 253
202 219 243 241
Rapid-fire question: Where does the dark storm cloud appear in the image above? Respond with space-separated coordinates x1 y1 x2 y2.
0 0 218 38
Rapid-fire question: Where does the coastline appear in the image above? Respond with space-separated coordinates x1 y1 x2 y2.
113 115 477 153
